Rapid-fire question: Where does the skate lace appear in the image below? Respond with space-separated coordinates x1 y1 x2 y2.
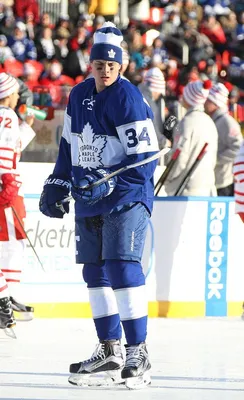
84 343 106 363
125 346 146 368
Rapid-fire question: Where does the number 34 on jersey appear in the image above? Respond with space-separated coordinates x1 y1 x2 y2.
117 119 159 155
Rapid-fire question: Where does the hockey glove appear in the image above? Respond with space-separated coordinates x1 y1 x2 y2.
39 174 71 218
163 115 178 144
71 169 117 205
0 173 22 207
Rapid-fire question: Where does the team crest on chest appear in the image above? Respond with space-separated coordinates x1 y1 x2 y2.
82 96 95 110
77 123 106 170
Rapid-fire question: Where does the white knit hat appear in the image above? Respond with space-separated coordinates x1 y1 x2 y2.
207 82 229 110
0 73 19 100
144 67 165 95
183 80 212 107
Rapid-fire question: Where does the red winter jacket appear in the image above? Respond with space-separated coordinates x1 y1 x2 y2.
14 0 40 24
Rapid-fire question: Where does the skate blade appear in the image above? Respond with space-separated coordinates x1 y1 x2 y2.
125 371 151 390
68 370 124 387
4 327 17 339
14 311 34 322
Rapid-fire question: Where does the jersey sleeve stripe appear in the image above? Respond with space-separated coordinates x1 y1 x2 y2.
0 147 14 152
0 156 14 162
0 164 12 171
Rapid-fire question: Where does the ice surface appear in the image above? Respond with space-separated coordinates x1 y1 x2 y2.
0 318 244 400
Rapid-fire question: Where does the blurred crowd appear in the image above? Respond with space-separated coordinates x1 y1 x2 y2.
0 0 243 119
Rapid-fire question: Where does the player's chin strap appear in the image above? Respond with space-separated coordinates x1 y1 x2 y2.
57 147 170 205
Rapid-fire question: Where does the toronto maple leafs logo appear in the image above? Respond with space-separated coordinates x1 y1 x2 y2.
77 123 106 170
108 49 116 59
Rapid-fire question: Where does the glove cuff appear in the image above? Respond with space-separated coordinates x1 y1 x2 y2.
96 169 116 196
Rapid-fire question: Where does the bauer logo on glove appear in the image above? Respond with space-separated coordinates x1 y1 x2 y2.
71 169 117 205
44 177 71 189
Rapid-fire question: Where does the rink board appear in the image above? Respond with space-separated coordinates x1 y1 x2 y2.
17 163 244 318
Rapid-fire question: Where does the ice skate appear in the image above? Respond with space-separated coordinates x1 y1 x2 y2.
68 340 125 387
121 342 151 389
10 296 34 321
0 297 16 338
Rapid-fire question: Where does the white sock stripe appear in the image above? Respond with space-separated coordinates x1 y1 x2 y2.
114 285 148 320
89 287 119 319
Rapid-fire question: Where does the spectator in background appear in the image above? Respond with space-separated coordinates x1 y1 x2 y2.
199 13 227 51
34 12 54 41
180 0 203 27
20 62 40 91
127 29 144 68
68 25 91 52
129 0 150 22
138 67 167 149
76 13 93 36
68 0 81 29
199 58 218 83
93 15 106 31
228 86 243 122
24 12 35 40
219 10 238 41
164 80 218 196
16 75 33 109
150 53 166 72
236 11 244 39
35 27 60 62
152 36 168 64
123 59 142 86
88 0 119 19
0 34 14 63
39 60 75 107
13 0 39 24
0 13 15 37
163 0 182 27
64 34 90 79
183 28 214 63
201 0 231 16
54 15 71 40
53 32 70 69
204 83 242 196
161 10 180 36
8 21 37 62
165 59 179 98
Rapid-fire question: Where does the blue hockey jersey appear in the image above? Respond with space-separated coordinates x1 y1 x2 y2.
53 75 159 217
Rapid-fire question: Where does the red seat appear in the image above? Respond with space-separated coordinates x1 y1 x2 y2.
3 59 23 77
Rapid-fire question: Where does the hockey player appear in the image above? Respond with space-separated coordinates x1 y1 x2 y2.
39 22 159 389
0 73 36 336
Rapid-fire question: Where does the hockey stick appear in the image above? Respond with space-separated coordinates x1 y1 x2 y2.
174 142 208 196
11 206 45 272
59 147 170 205
154 115 179 196
154 147 181 196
